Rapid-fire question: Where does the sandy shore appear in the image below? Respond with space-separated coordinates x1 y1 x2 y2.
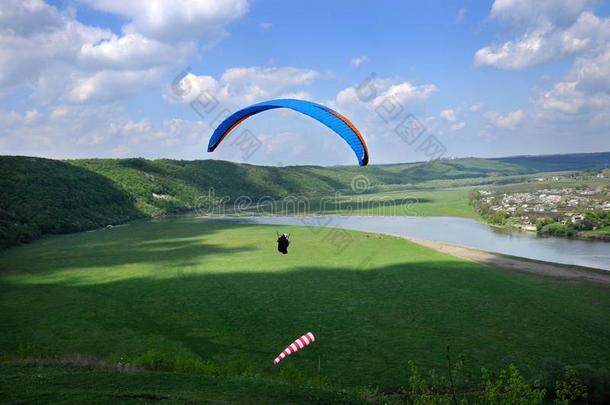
402 237 610 286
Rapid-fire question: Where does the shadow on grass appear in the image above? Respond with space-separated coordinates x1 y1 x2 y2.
2 255 609 389
0 219 259 273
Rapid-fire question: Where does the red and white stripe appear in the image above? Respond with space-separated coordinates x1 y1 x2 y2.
273 332 315 365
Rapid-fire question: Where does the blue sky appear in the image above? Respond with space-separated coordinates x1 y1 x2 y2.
1 0 609 165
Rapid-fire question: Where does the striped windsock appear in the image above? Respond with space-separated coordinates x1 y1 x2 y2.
273 332 315 365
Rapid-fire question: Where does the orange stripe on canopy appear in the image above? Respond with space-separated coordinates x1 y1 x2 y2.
329 110 369 165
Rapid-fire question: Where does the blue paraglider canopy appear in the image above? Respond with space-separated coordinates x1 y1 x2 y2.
208 99 369 166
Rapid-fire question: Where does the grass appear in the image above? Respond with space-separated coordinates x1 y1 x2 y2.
1 219 609 399
339 188 476 217
580 225 610 239
0 363 364 404
242 188 476 218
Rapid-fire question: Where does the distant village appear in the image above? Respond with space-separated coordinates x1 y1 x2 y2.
469 169 610 237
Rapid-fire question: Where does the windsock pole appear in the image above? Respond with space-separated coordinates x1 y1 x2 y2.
273 332 315 365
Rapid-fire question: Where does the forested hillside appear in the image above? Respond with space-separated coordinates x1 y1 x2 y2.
1 152 609 248
0 157 141 248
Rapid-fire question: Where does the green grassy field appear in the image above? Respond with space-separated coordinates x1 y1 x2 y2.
318 188 476 217
1 219 609 401
239 188 476 218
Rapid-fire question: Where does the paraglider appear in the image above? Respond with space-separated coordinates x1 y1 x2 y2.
277 232 290 254
208 99 369 166
273 332 315 365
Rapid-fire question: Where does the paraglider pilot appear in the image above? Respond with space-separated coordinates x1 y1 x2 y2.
277 232 290 254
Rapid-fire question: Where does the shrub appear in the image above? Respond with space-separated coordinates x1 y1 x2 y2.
539 222 576 237
488 211 508 225
481 364 546 405
554 366 588 404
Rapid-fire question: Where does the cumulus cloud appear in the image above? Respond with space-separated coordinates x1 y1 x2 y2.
450 121 466 131
533 27 610 116
439 109 466 131
333 76 438 118
78 0 249 42
350 55 369 68
68 68 168 103
489 0 597 28
485 109 525 129
440 109 457 122
0 0 248 104
475 2 608 69
326 76 442 162
0 0 260 160
172 66 320 106
77 33 193 70
0 103 208 158
0 0 111 91
476 0 610 139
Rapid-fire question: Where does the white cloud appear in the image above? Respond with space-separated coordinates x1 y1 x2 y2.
329 76 441 162
173 66 320 106
440 109 466 131
259 22 272 30
350 55 369 68
475 0 610 147
68 67 167 103
78 0 250 42
0 0 111 91
78 33 193 70
440 109 457 122
485 109 525 129
475 2 609 69
0 0 66 36
0 103 208 159
0 0 250 104
489 0 597 28
334 77 438 117
450 121 466 131
571 45 610 92
24 109 41 124
534 40 610 116
380 81 437 106
537 80 610 115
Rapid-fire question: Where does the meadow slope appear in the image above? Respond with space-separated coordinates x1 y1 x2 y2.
1 219 608 397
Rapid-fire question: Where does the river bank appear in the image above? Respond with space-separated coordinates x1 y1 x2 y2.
402 237 610 286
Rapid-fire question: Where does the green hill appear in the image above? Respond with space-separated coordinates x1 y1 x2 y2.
0 157 141 248
1 152 610 248
493 152 610 172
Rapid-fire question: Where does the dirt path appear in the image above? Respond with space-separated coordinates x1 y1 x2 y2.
403 237 610 286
